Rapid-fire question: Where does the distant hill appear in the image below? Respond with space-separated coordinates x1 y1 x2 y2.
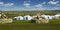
0 10 60 18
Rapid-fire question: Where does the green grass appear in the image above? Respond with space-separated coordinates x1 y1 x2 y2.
3 11 60 18
0 19 60 30
0 9 60 30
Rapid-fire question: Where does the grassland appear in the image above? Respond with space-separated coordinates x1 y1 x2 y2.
0 19 60 30
0 10 60 30
2 10 60 18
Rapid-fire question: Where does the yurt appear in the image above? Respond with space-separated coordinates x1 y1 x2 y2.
13 17 17 20
32 15 37 19
41 14 46 17
46 15 53 19
45 15 55 19
17 16 23 20
41 15 49 19
23 15 32 20
51 16 56 19
48 16 53 19
55 14 60 19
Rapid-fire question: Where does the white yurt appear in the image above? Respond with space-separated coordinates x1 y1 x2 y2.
55 14 60 19
23 15 32 20
13 17 17 20
45 15 55 19
41 14 46 17
17 16 23 20
48 16 53 19
32 15 37 19
41 15 49 19
46 15 53 19
51 16 56 19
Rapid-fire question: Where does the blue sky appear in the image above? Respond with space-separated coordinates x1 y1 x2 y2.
0 0 60 11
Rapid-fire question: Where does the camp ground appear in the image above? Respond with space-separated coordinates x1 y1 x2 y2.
0 12 58 24
0 11 60 30
13 14 60 20
0 11 59 23
0 0 60 30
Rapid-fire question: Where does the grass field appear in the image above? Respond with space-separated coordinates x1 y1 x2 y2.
2 10 60 18
0 11 60 30
0 19 60 30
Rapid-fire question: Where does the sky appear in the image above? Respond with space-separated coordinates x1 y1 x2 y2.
0 0 60 11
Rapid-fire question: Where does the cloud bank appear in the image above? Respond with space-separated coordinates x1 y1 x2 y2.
0 2 14 7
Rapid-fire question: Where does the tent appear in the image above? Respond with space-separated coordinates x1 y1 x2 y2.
32 15 37 19
55 14 60 16
45 15 55 19
48 16 53 19
23 15 32 20
17 16 23 20
51 16 56 19
41 15 54 19
46 15 53 19
55 14 60 19
13 17 17 20
41 14 46 17
41 15 49 19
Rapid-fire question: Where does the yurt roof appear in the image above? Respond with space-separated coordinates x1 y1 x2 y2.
14 17 17 18
32 16 37 18
55 14 60 16
18 16 23 17
41 14 47 17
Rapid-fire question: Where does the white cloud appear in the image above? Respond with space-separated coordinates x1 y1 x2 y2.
34 4 45 10
0 2 4 5
23 1 43 10
23 1 46 10
35 1 46 8
4 3 14 7
23 1 31 8
53 6 60 10
48 1 59 5
0 2 4 6
24 3 30 8
56 4 60 6
35 4 42 8
0 2 14 7
41 2 46 4
53 0 55 1
34 2 46 8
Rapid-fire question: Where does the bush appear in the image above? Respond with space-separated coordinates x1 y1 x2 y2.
31 19 36 23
